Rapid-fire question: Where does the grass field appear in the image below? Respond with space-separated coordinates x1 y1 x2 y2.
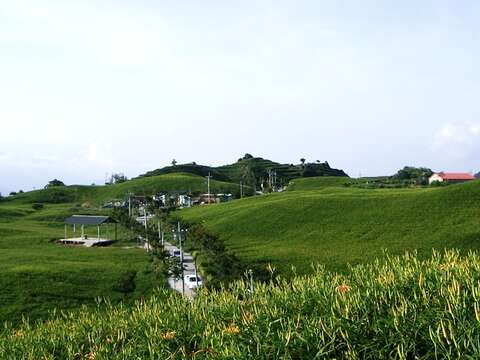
0 202 159 324
0 172 243 324
2 172 480 327
287 176 353 191
181 178 480 274
2 250 480 359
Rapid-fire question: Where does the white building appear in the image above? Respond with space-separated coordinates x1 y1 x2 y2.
428 172 475 184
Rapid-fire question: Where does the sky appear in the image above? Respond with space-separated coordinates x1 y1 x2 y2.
1 0 479 194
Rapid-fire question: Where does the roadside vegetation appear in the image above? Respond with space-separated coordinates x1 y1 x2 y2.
2 250 480 359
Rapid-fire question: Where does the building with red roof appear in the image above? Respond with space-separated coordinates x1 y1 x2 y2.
428 172 476 184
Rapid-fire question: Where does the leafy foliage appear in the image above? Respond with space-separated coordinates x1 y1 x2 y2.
106 173 128 185
393 166 433 185
31 203 44 210
112 270 137 295
45 179 65 188
3 251 480 359
140 155 348 186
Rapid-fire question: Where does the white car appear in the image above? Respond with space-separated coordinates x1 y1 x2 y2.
184 274 203 289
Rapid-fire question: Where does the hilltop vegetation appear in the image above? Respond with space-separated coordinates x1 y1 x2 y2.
181 179 480 274
2 250 480 359
139 154 349 190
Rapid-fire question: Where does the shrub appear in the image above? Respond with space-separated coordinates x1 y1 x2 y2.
112 270 137 295
31 203 44 210
44 179 65 188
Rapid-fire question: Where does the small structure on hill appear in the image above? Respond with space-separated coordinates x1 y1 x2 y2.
60 215 117 247
429 172 476 185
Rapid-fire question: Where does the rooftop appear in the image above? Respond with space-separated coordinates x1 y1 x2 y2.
64 215 117 226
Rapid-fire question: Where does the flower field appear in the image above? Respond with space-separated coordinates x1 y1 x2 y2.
2 250 480 359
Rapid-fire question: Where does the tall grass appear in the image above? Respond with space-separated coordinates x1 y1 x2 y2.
2 250 480 359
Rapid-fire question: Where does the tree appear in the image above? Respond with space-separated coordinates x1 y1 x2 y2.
300 158 306 167
393 166 433 185
108 173 127 184
45 179 65 188
394 166 433 181
171 159 178 166
302 164 318 177
475 172 480 179
240 153 254 161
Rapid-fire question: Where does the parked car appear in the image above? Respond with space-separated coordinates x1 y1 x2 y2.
184 274 203 289
171 249 182 258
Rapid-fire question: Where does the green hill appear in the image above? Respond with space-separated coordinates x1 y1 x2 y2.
4 173 242 206
138 155 349 187
180 180 480 274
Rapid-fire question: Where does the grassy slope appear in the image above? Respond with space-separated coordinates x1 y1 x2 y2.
7 173 241 205
0 202 157 324
0 172 242 323
287 176 353 191
181 179 480 274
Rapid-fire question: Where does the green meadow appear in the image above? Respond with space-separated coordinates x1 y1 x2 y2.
0 202 157 324
181 177 480 274
0 175 196 320
0 172 243 324
3 250 480 359
2 172 480 335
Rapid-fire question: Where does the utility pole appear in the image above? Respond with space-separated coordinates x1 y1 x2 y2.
144 207 148 250
206 172 212 204
128 192 132 217
240 181 243 199
195 257 199 288
178 222 185 296
157 220 163 247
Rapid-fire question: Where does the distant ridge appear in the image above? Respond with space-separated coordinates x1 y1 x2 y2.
139 154 348 186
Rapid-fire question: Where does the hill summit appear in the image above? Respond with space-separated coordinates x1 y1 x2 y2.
139 154 348 189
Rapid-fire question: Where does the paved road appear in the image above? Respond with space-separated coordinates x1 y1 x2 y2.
163 242 199 299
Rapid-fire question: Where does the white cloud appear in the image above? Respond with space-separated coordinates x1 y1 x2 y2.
433 122 480 160
435 122 480 145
